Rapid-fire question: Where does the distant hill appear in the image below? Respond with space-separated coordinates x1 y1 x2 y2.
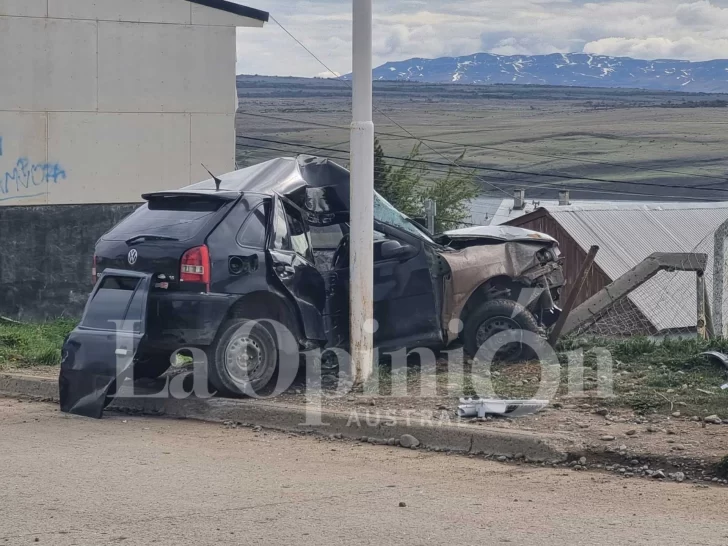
350 53 728 93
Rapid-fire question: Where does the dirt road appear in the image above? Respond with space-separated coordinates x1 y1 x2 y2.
1 398 727 546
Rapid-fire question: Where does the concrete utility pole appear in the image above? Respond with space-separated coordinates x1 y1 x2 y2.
424 199 437 233
350 0 374 385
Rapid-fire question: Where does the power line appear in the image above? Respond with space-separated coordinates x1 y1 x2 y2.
236 139 727 202
237 135 532 188
239 135 728 197
237 111 728 183
236 140 465 182
255 18 728 204
267 16 513 199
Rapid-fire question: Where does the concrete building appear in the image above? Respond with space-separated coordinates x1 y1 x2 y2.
0 0 268 205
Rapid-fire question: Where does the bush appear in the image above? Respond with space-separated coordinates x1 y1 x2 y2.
374 139 479 232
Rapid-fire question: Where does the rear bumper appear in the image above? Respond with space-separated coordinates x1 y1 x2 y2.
145 291 239 350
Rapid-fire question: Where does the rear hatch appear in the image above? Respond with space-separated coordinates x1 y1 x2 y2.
95 191 238 290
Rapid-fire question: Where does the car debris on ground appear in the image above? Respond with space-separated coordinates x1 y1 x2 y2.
699 351 728 390
457 397 549 418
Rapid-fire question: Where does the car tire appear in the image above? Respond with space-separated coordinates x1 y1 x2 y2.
463 299 541 361
207 318 278 397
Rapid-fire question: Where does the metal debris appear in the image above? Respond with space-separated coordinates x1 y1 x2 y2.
457 397 549 418
700 351 728 371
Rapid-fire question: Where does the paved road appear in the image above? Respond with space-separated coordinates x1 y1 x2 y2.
1 398 728 546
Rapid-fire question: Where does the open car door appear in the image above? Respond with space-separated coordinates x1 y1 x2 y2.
267 194 326 342
59 269 152 418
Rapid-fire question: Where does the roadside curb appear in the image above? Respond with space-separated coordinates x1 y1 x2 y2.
0 372 579 462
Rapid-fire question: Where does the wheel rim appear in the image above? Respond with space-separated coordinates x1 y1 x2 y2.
224 334 266 384
475 315 523 359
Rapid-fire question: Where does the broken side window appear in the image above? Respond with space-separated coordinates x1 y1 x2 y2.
272 199 291 251
284 202 314 263
373 193 434 244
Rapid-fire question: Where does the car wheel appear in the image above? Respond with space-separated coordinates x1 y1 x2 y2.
463 299 541 361
207 318 278 396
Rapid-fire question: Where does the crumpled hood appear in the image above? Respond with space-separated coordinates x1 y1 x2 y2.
439 241 558 343
441 225 557 245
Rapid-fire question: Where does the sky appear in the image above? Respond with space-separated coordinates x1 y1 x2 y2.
234 0 728 77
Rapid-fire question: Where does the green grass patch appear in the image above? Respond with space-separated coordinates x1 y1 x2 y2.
0 319 76 370
390 337 728 418
553 336 728 416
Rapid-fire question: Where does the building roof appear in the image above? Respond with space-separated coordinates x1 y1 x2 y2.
532 202 728 333
188 0 269 22
468 196 652 226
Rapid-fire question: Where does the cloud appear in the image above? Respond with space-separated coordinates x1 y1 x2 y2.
235 0 728 76
316 70 340 78
675 0 728 26
489 37 566 57
584 36 728 60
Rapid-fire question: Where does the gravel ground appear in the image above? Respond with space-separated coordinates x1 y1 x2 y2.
2 398 728 546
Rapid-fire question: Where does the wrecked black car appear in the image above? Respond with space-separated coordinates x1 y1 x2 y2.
60 156 564 416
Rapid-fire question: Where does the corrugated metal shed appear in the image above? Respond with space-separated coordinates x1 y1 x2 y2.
542 202 728 332
467 197 513 226
468 196 652 226
468 197 559 226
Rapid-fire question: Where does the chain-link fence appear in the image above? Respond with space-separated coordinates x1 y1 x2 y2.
571 228 724 340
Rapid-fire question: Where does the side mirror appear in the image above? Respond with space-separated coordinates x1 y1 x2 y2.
380 240 416 260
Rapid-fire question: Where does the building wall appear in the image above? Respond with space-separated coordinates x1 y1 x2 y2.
0 203 140 319
0 0 262 206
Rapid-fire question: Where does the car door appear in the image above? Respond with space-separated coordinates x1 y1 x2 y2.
325 224 443 351
267 194 326 342
59 269 152 418
370 225 442 350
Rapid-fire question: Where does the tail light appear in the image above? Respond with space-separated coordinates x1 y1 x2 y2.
180 245 211 291
92 255 97 285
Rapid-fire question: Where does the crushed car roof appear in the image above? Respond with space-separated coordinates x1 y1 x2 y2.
183 156 351 223
443 225 557 244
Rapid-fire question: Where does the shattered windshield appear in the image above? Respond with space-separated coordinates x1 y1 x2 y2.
374 193 434 244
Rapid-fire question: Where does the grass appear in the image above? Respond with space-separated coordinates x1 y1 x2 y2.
236 76 728 203
542 336 728 417
365 336 728 418
4 319 728 417
0 319 76 370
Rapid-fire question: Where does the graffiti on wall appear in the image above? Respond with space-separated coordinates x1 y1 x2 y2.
0 137 67 203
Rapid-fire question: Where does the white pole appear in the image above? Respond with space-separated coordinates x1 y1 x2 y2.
350 0 374 385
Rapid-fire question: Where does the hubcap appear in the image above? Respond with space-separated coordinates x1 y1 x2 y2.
225 335 265 383
475 316 523 359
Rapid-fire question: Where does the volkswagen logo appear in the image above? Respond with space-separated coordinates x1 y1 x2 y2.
127 249 138 265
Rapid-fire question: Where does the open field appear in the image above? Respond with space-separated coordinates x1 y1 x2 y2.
236 75 728 202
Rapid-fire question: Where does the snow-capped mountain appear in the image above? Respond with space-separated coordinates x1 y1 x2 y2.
357 53 728 92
